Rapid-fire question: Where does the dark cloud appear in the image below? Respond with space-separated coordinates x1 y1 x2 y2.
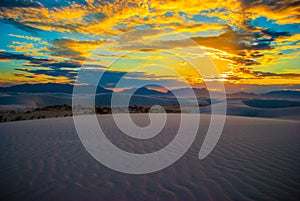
0 51 81 69
252 70 300 78
240 0 300 11
0 51 46 62
39 0 89 8
262 29 291 39
0 0 91 9
229 67 300 80
233 57 260 66
24 60 81 69
138 48 159 52
16 68 78 79
250 51 264 58
0 50 83 81
0 18 40 34
0 0 42 8
1 50 166 85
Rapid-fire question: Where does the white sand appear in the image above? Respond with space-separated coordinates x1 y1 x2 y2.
0 114 299 201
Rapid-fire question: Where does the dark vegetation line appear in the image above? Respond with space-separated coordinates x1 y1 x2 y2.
0 103 209 123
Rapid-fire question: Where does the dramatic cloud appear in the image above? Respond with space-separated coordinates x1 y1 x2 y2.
0 0 42 8
0 0 299 88
241 0 300 24
0 51 81 69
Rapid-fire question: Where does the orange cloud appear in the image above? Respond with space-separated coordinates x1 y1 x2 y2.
1 0 299 86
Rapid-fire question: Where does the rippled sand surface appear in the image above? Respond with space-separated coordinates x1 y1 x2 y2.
0 114 299 201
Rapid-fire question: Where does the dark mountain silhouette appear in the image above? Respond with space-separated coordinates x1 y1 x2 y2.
121 87 168 96
1 84 300 100
0 83 73 93
0 83 112 94
227 91 258 98
121 87 214 99
263 90 300 99
165 88 209 98
243 99 300 108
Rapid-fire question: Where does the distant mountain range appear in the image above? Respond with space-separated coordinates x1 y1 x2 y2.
226 91 258 98
1 83 300 99
121 87 168 97
263 91 300 99
228 91 300 99
0 83 112 94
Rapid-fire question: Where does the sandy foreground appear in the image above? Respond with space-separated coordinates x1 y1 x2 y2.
0 114 299 201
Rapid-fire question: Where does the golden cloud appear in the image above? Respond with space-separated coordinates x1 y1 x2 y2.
1 0 299 85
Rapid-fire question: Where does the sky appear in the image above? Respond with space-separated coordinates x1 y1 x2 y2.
0 0 299 92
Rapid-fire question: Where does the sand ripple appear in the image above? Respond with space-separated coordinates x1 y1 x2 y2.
0 114 299 201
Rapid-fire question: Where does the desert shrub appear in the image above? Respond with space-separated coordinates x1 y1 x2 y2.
65 105 71 111
95 106 103 114
15 116 24 121
143 107 150 113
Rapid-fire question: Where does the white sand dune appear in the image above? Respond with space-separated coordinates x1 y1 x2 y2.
0 114 299 201
200 100 300 120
